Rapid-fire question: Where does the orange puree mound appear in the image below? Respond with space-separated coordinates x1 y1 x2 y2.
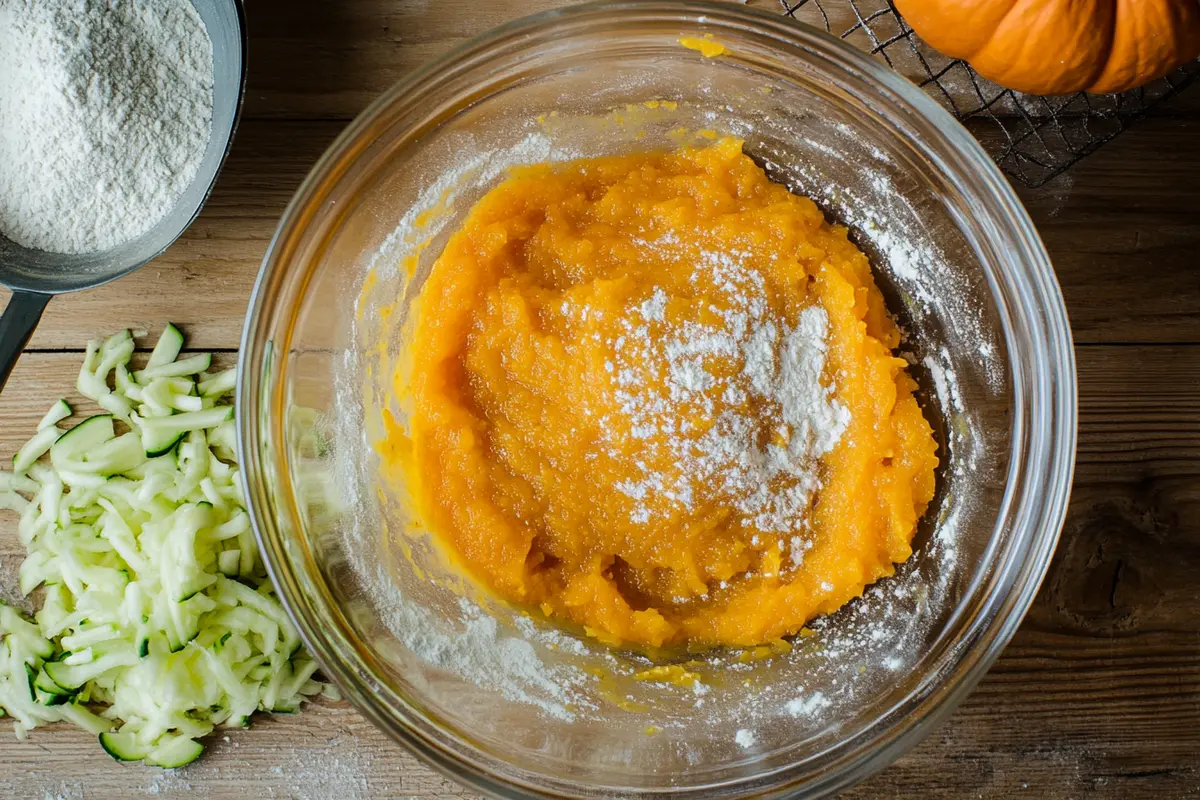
396 137 938 649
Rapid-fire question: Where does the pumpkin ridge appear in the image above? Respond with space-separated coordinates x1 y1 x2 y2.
891 0 1018 61
889 0 1200 95
1087 0 1200 94
970 0 1024 60
960 0 1021 60
972 0 1115 95
1092 0 1121 86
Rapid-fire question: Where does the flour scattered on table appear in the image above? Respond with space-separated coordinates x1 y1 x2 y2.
268 747 371 800
144 769 194 796
40 782 84 800
0 0 213 253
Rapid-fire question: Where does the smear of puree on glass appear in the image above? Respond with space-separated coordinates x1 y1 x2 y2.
679 34 727 58
386 137 938 649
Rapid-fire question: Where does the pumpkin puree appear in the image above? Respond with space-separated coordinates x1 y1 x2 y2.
393 137 938 649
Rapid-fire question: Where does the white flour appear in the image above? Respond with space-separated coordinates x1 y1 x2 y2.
0 0 213 254
602 245 850 542
785 691 830 718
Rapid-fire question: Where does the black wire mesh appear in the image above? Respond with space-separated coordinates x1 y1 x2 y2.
778 0 1200 187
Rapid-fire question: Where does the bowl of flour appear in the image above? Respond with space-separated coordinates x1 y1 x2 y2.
0 0 247 390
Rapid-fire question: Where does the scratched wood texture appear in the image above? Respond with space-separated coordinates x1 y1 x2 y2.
2 1 1199 797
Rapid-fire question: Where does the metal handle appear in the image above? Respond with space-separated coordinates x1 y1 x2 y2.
0 291 51 394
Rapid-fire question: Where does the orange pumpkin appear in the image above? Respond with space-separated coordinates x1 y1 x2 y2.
892 0 1200 95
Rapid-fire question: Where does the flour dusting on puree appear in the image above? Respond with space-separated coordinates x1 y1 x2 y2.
599 242 850 557
399 136 938 648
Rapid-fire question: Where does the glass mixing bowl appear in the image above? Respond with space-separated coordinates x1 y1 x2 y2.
237 2 1076 796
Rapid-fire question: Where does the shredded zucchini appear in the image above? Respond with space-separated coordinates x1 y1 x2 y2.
0 326 330 768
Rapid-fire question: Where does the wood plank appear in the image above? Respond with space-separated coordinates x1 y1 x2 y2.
2 345 1198 797
4 115 1198 352
1 1 1196 796
0 704 472 800
1014 119 1200 345
242 0 584 121
240 0 780 121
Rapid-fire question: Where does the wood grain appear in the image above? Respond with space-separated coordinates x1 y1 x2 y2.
3 345 1200 798
240 0 787 121
0 703 472 800
1011 120 1200 345
242 0 584 120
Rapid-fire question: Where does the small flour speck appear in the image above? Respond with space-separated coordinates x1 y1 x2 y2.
785 692 831 718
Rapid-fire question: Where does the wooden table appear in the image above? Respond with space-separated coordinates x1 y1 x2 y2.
2 1 1199 797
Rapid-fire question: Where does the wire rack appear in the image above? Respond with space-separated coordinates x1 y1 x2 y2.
779 0 1200 187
